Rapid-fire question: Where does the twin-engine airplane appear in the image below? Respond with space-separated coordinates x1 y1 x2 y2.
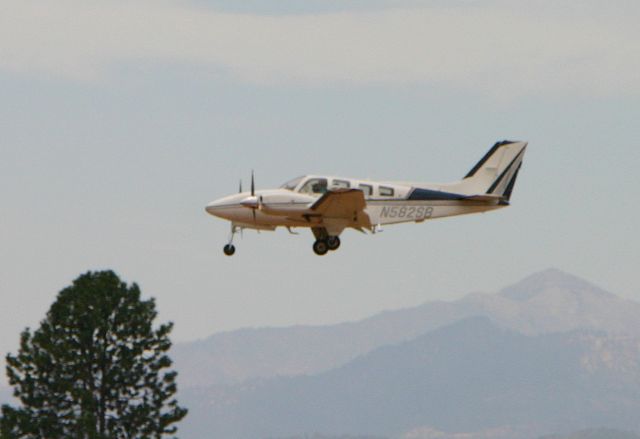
206 140 527 256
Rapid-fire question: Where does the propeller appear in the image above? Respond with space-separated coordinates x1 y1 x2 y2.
239 170 260 223
239 179 243 193
251 170 256 222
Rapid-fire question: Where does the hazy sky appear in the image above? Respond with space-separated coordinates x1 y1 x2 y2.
1 0 639 382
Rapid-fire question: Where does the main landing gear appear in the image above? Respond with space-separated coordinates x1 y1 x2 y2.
312 236 341 256
327 236 341 250
312 228 341 256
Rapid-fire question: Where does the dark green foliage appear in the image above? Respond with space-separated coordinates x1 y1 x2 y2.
0 271 187 438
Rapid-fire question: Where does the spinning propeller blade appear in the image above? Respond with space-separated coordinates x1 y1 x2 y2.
238 171 259 223
251 171 256 222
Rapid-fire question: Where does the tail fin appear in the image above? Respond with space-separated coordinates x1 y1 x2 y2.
454 140 527 201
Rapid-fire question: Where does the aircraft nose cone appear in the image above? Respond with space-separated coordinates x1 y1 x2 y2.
206 194 241 219
205 199 225 216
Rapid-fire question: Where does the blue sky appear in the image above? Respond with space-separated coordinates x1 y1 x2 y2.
1 1 639 380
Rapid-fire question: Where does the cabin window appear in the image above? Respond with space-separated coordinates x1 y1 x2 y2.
379 186 394 197
358 184 373 196
300 178 328 194
332 179 350 189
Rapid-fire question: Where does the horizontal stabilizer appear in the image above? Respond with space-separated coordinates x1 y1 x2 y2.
464 194 505 202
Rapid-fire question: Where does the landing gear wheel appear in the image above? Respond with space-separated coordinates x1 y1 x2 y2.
327 236 341 251
313 240 329 256
223 244 236 256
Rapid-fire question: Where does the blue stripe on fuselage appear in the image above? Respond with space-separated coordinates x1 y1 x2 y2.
407 188 466 201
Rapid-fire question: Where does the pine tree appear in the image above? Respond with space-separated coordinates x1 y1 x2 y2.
0 271 187 438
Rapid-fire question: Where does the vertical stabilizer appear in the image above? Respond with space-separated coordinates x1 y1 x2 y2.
453 140 527 200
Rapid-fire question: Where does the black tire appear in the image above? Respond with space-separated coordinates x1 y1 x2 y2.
327 236 341 251
223 244 236 256
312 240 329 256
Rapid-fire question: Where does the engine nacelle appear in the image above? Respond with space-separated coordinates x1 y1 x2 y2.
256 191 315 217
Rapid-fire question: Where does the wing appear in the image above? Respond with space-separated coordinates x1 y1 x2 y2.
309 189 371 233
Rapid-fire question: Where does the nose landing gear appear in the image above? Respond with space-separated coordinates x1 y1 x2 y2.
223 225 239 256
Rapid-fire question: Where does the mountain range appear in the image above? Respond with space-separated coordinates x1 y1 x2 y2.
180 317 640 438
267 431 640 439
173 268 640 438
172 269 640 388
540 429 640 439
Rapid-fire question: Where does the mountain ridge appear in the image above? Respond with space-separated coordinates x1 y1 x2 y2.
499 268 615 302
179 317 640 439
539 428 640 439
173 268 640 387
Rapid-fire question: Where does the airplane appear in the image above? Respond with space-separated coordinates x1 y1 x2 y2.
205 140 527 256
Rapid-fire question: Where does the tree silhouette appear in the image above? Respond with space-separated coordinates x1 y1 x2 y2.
1 271 187 438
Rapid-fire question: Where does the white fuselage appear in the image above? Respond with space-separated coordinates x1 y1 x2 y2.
205 175 504 231
206 140 527 256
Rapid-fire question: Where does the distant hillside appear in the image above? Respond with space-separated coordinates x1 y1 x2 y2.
403 425 538 439
540 428 640 439
173 269 640 387
179 318 640 439
271 436 386 439
400 427 640 439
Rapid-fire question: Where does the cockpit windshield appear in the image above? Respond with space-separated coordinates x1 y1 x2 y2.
280 176 304 191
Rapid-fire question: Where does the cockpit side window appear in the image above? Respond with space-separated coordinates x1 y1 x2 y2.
300 178 328 194
280 176 304 191
331 179 350 189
